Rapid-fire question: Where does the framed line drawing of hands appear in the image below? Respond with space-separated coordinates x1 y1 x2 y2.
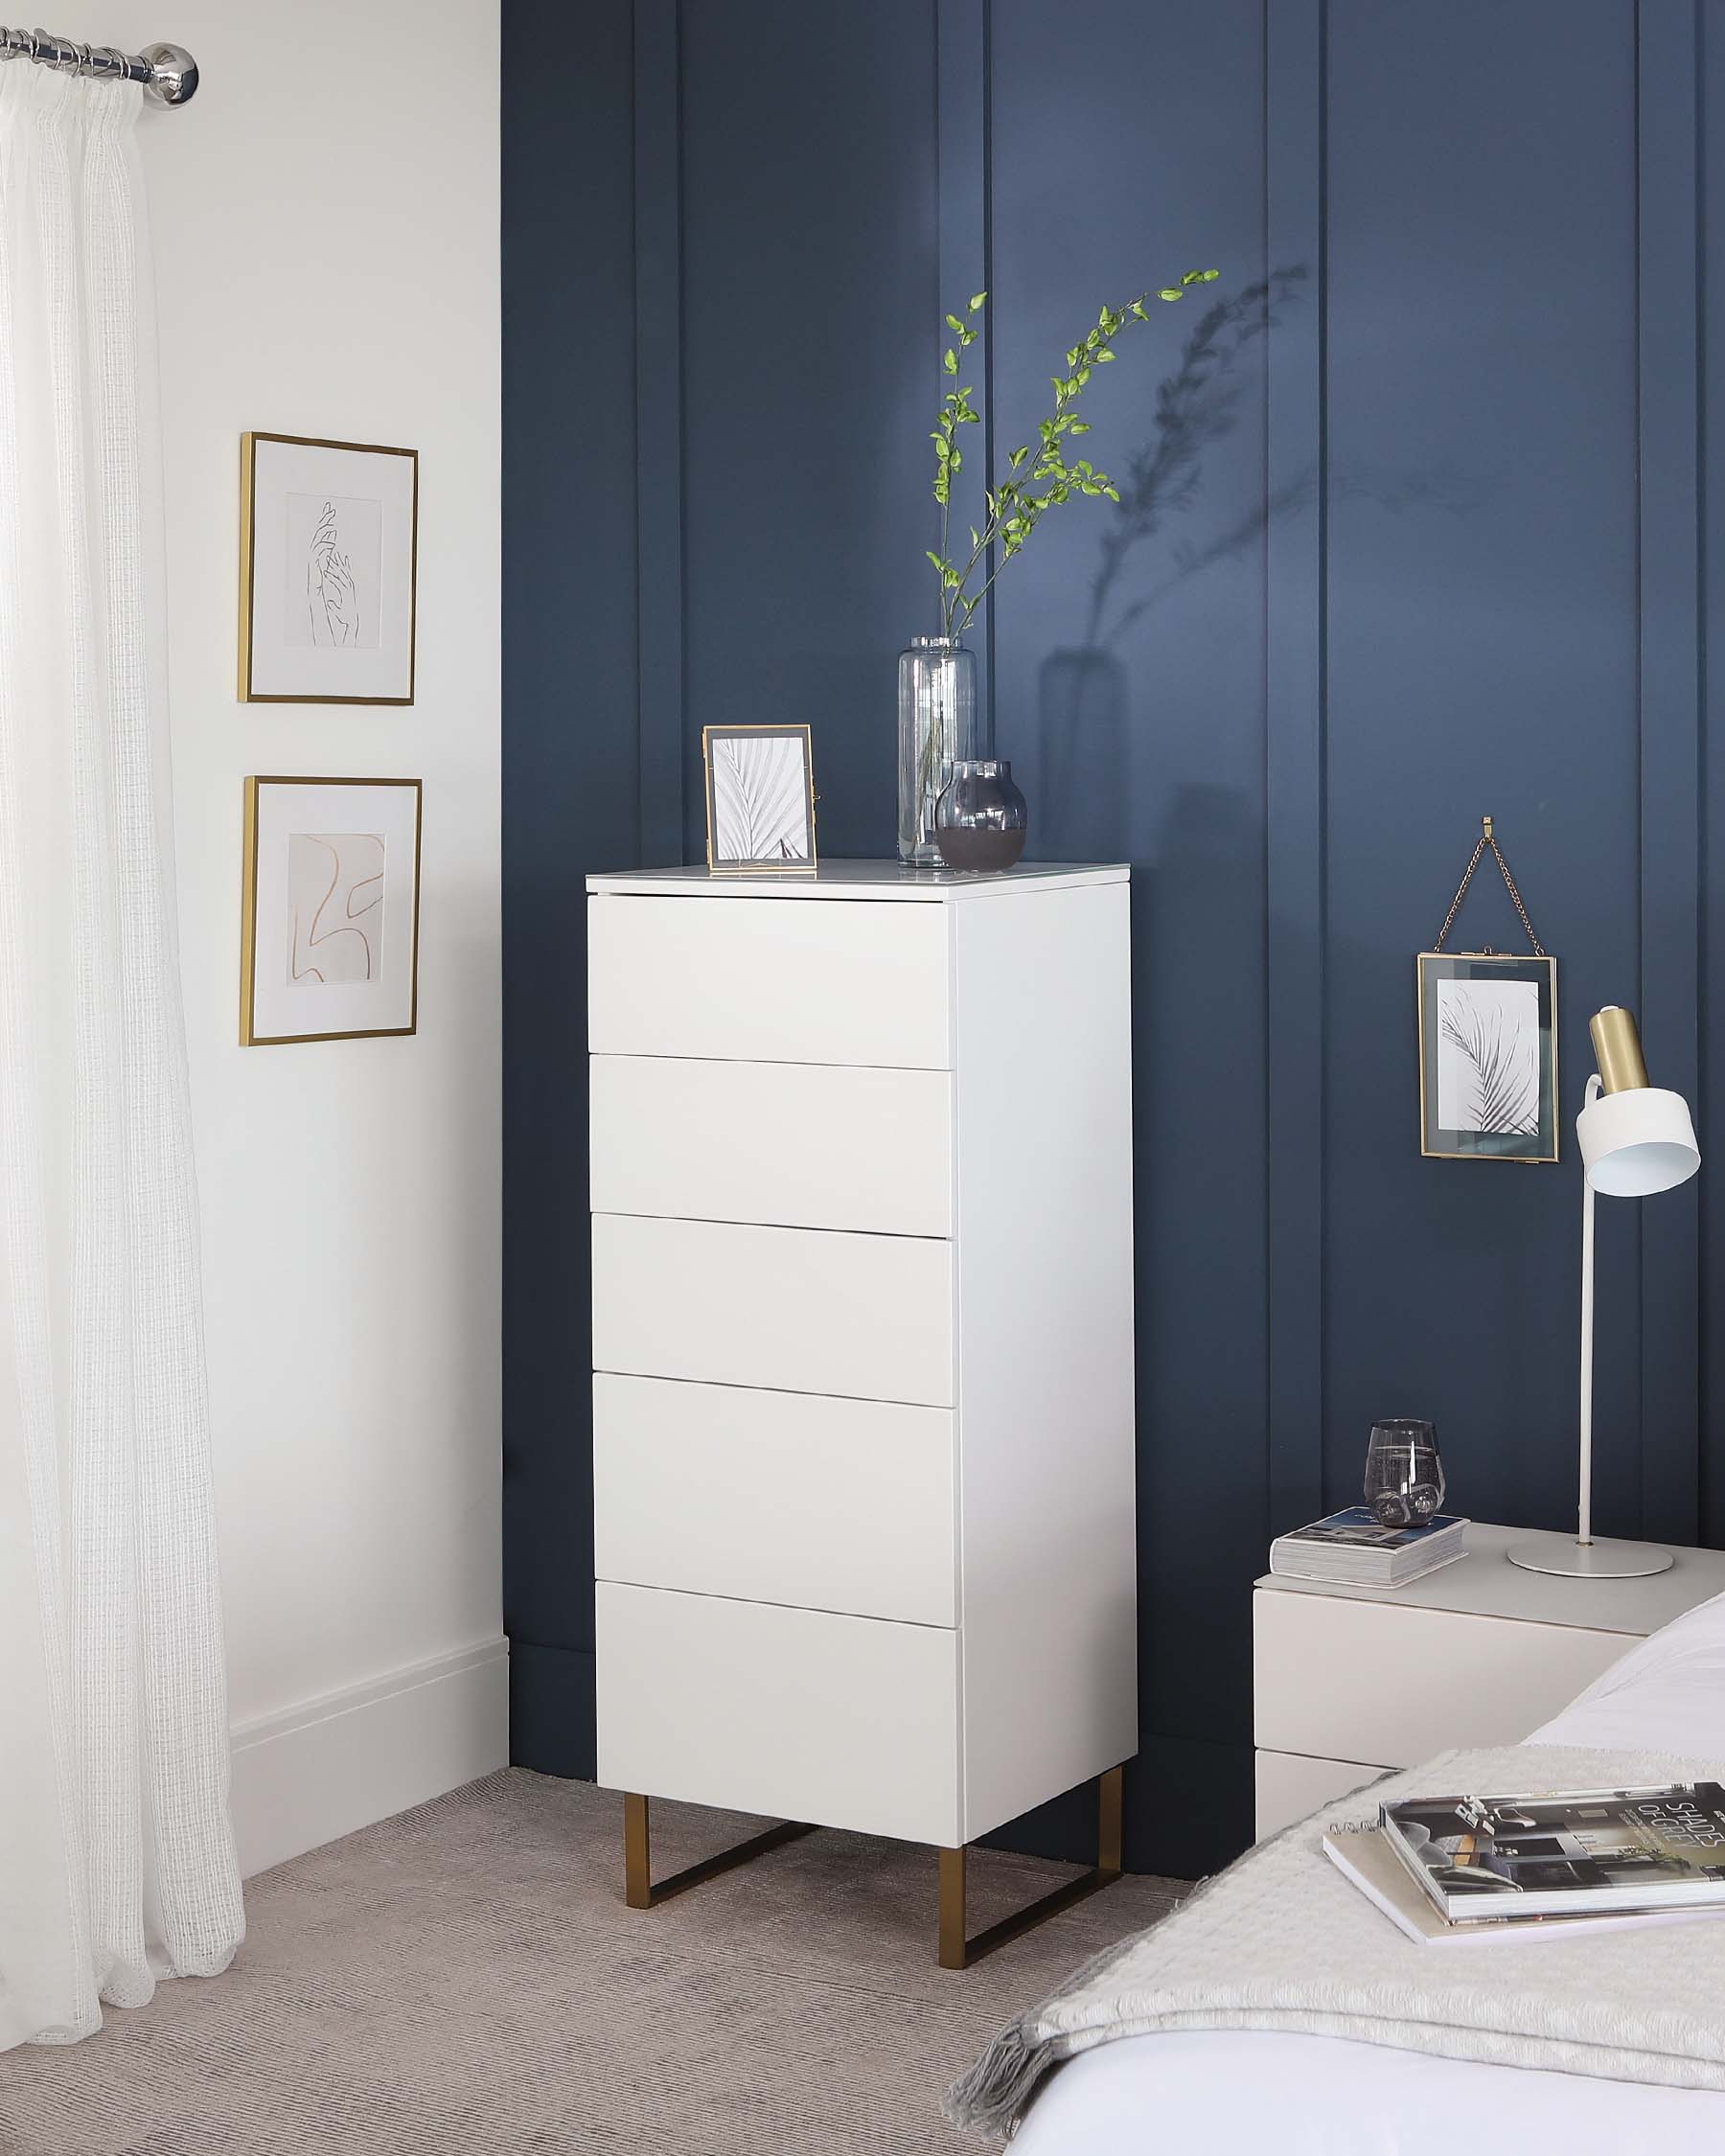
240 434 418 703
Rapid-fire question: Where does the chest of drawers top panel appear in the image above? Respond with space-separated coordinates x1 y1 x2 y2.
586 861 1129 1070
586 861 1128 898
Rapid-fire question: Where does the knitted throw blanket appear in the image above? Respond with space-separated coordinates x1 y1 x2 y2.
947 1744 1725 2139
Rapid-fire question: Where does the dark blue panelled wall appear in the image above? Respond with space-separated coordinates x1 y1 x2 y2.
503 0 1719 1873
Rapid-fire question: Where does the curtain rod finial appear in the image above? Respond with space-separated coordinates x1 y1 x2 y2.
141 41 196 107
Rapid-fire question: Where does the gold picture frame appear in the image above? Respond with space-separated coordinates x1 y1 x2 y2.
241 775 423 1045
1417 950 1559 1163
702 723 817 873
239 432 419 703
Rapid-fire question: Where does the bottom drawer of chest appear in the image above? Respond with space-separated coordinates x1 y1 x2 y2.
596 1581 961 1846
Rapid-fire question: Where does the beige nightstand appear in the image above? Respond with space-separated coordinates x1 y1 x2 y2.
1254 1523 1725 1839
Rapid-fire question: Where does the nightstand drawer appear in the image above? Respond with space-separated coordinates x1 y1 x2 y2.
595 1581 961 1844
1253 1591 1629 1765
1254 1750 1386 1841
592 1213 954 1407
586 893 952 1068
593 1374 955 1624
589 1055 952 1238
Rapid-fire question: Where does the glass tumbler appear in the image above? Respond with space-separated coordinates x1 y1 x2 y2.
1363 1419 1446 1527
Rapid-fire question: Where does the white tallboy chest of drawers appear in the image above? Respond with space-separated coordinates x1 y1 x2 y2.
586 860 1138 1965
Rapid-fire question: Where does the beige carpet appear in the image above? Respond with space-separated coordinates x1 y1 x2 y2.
0 1771 1183 2155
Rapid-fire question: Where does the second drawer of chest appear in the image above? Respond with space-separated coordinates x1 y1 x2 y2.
1253 1590 1633 1765
593 1372 955 1624
589 1055 952 1238
592 1213 954 1407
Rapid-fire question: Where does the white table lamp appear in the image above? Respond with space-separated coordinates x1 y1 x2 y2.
1508 1006 1699 1579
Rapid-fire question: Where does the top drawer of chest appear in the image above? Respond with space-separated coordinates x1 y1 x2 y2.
587 893 951 1067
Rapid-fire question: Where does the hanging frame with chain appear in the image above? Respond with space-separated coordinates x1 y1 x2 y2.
1416 816 1559 1164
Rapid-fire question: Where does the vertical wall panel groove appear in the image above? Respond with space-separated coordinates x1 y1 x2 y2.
1264 0 1325 1532
935 0 993 729
633 0 685 861
1636 0 1703 1542
503 0 640 1777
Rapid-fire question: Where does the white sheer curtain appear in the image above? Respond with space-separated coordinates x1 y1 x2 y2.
0 64 243 2049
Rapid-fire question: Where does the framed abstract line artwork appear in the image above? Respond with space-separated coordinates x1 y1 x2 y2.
239 434 418 703
1416 951 1558 1163
241 776 422 1045
702 723 816 872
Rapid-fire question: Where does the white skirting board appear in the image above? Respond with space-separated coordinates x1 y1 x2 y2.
228 1637 511 1879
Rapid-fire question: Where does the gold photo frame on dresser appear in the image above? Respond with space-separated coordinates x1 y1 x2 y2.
702 724 817 873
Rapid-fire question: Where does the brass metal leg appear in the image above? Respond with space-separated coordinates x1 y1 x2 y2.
621 1792 816 1910
938 1845 968 1970
624 1792 653 1909
937 1764 1127 1969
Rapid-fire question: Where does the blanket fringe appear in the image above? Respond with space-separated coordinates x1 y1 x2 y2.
944 1889 1203 2136
943 2023 1050 2139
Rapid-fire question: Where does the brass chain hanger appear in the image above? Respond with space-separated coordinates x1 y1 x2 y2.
1432 814 1547 957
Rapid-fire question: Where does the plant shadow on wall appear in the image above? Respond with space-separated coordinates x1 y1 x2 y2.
1035 268 1480 860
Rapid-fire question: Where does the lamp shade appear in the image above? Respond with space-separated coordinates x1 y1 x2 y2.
1576 1086 1700 1197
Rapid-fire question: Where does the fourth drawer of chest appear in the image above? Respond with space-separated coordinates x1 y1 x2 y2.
592 1371 955 1626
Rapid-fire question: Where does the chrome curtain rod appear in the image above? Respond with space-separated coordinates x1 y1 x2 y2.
0 25 196 105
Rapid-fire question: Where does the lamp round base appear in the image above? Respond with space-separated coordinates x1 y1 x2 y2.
1506 1533 1675 1579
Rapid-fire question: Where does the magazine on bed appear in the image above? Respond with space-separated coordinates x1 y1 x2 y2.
1379 1783 1725 1922
1268 1506 1468 1586
1323 1826 1725 1945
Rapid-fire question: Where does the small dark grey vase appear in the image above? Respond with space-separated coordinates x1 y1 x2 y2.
934 758 1028 872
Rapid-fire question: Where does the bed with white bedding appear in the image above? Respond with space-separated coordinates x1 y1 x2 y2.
1004 1585 1725 2153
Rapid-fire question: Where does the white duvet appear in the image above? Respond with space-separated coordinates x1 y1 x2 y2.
1013 1583 1725 2154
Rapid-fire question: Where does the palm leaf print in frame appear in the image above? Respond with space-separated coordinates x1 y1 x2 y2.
703 725 816 871
1417 952 1558 1164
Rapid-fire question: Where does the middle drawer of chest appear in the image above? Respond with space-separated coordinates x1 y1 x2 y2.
592 1212 954 1407
593 1372 956 1625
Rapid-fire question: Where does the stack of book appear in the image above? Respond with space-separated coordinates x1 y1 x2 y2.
1268 1506 1468 1588
1327 1779 1725 1945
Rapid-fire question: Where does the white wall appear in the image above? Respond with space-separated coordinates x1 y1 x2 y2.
52 0 505 1872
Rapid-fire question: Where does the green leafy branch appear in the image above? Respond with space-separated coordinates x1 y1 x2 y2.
927 268 1221 638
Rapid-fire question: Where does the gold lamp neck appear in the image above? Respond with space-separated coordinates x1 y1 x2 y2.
1591 1005 1650 1094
